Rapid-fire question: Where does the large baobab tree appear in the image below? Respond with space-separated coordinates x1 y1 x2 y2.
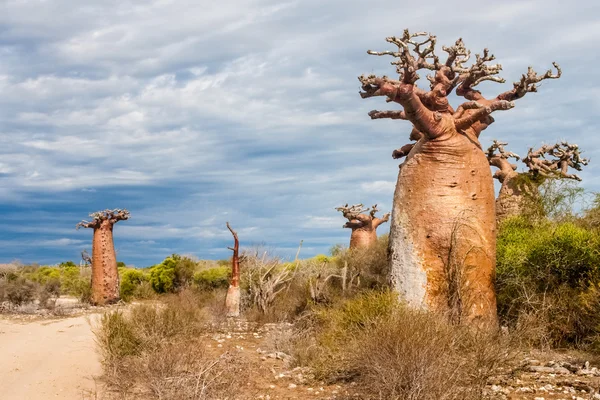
225 222 241 317
360 29 561 325
76 209 130 305
489 140 588 222
335 203 390 249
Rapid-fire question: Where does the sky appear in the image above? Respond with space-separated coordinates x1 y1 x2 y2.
0 0 599 267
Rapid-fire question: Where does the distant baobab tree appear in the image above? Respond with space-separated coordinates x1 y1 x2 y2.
335 204 390 249
76 209 130 305
359 29 561 325
225 222 241 317
488 140 588 222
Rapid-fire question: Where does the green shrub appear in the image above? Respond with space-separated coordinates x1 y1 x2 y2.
149 255 197 294
193 266 230 290
120 269 148 301
314 254 331 264
497 216 600 347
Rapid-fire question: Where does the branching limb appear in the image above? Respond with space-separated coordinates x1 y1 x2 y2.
486 140 520 183
368 110 407 120
392 143 415 159
76 208 130 229
497 62 561 101
373 212 391 228
454 100 514 131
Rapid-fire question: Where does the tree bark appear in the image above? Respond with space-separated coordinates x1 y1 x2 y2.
91 219 120 305
389 133 497 326
349 227 378 249
225 222 240 317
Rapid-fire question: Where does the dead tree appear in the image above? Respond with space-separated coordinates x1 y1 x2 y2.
491 141 589 222
360 30 560 325
225 222 241 317
335 203 390 249
76 209 130 305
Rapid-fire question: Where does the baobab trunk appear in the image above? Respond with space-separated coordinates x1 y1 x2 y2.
336 204 390 249
91 219 120 304
77 209 130 305
225 222 240 317
390 129 497 324
360 29 560 325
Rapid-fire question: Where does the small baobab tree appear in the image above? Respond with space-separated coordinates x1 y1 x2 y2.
489 140 588 222
360 29 561 325
76 209 130 305
225 222 241 317
336 203 390 249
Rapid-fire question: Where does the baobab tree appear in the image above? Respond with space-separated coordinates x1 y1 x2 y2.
225 222 241 317
489 140 588 222
335 203 390 249
76 209 130 305
360 29 561 324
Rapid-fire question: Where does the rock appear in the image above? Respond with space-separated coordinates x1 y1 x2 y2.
288 383 297 389
528 365 571 374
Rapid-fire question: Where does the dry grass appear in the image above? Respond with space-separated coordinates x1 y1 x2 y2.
289 291 518 400
94 290 249 399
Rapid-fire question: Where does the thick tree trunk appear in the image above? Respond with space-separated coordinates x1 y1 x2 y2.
349 227 378 249
91 219 120 305
496 175 541 223
389 133 497 326
496 176 525 223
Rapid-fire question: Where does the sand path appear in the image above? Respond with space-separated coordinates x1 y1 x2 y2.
0 313 102 400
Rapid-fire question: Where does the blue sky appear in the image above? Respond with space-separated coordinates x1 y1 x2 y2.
1 0 599 266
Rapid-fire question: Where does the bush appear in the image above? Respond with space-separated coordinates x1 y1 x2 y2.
119 268 148 301
38 278 61 309
94 290 248 399
497 216 600 347
5 277 37 306
149 255 197 294
291 291 514 399
334 234 389 289
193 266 230 290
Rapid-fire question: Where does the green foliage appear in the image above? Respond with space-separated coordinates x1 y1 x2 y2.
193 266 230 290
120 269 149 301
149 254 197 294
496 215 600 347
58 261 77 269
96 311 143 359
313 254 332 264
216 259 230 267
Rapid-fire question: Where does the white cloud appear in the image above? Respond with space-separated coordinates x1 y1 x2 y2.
0 0 598 264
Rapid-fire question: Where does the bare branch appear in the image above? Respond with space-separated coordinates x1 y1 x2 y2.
368 110 407 120
486 140 520 183
498 62 562 101
522 141 587 181
454 100 514 131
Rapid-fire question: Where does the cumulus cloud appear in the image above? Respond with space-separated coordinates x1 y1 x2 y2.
0 0 598 264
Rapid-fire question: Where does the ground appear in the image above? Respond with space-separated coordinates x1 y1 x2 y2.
0 313 102 400
2 302 600 400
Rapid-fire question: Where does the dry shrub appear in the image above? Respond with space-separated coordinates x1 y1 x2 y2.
292 291 516 400
5 277 37 306
95 289 248 399
334 234 389 289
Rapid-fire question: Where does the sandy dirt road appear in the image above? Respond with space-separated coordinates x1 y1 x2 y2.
0 313 102 400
